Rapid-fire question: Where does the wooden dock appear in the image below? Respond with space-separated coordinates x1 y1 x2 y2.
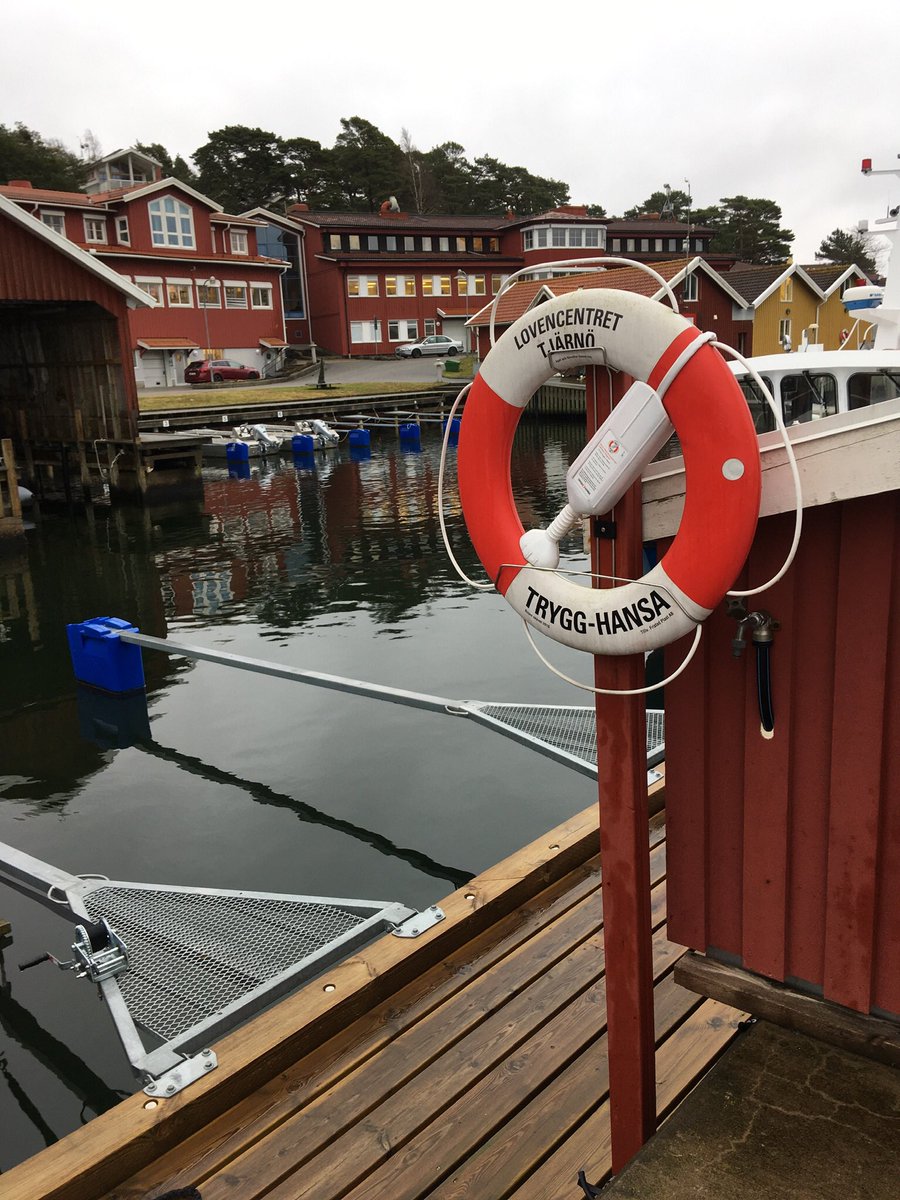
1 789 745 1200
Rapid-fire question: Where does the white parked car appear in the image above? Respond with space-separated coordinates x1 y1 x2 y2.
395 335 463 358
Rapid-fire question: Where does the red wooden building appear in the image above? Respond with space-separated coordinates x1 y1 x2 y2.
643 401 900 1024
1 149 289 389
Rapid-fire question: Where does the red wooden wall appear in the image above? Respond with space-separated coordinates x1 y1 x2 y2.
665 490 900 1018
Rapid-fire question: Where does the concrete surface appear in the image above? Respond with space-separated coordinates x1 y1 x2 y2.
601 1020 900 1199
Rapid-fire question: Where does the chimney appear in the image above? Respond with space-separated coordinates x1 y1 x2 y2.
291 202 310 212
8 179 33 188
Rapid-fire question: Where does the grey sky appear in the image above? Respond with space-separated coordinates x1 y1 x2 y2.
4 0 899 262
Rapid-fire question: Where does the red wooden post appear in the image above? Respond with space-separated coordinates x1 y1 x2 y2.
586 366 657 1170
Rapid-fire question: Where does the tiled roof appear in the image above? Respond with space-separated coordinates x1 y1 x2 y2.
0 184 97 207
211 213 264 225
94 246 287 266
468 260 691 326
137 337 199 349
724 264 786 303
801 263 858 288
289 209 512 231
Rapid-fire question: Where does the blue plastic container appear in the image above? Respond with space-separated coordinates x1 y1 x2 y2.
348 428 371 448
399 423 421 444
225 441 250 462
292 434 316 453
228 461 251 479
442 417 461 440
66 617 145 694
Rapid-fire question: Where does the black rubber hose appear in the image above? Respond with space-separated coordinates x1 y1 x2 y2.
756 641 775 734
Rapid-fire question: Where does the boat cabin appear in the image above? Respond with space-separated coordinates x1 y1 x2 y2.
731 350 900 431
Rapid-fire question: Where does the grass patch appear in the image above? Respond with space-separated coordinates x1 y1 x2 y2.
138 381 444 413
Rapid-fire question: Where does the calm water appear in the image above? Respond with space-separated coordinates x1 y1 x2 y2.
0 419 608 1170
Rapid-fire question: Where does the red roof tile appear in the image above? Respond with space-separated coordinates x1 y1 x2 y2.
468 261 691 326
0 184 96 207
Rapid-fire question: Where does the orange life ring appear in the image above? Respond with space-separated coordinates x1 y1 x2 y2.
457 290 762 655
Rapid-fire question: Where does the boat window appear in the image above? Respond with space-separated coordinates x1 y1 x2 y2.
737 376 776 433
781 373 837 424
847 371 900 410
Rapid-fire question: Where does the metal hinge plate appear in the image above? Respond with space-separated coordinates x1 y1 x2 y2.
143 1049 217 1097
391 905 446 938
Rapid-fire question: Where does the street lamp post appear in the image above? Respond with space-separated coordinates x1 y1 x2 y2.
199 275 219 360
456 270 469 354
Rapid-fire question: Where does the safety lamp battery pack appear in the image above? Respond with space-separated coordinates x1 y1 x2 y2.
518 380 675 572
565 381 673 517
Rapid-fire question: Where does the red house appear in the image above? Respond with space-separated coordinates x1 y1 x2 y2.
1 149 289 389
466 257 755 360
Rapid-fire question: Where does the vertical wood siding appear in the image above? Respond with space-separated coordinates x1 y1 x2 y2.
665 492 900 1018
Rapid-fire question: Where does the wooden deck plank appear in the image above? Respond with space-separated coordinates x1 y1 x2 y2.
420 975 700 1200
508 998 745 1200
109 839 666 1200
254 924 684 1200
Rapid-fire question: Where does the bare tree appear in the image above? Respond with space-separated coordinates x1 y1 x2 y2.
400 127 423 213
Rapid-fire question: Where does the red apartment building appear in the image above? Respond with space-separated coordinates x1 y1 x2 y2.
282 203 729 358
1 149 289 388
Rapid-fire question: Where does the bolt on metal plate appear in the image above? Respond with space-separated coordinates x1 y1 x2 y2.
143 1049 217 1097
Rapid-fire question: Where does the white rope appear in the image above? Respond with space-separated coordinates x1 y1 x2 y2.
436 382 493 590
712 342 804 597
522 619 703 696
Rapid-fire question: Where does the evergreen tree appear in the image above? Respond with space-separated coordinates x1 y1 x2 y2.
0 122 83 190
193 126 302 212
625 185 692 221
816 227 878 277
697 196 793 264
134 141 197 187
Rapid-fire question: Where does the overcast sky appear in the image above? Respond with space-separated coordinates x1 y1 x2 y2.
4 1 900 263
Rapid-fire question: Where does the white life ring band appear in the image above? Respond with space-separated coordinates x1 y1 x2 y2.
457 290 762 655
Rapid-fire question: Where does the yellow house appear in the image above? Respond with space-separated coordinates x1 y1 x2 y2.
725 263 822 355
802 263 875 349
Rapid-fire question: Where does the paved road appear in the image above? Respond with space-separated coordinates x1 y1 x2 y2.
148 355 472 399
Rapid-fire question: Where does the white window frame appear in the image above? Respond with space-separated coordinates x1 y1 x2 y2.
116 216 130 245
779 317 792 347
348 274 379 297
422 236 432 252
224 281 248 309
388 318 419 342
84 216 107 244
386 274 415 297
439 237 449 252
350 319 381 344
683 272 699 302
367 235 379 251
197 280 222 308
250 283 273 309
229 229 249 255
348 234 360 251
149 196 195 249
166 278 193 307
41 210 66 237
424 319 437 336
135 276 164 304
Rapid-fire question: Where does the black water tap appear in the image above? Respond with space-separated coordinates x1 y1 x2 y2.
727 601 779 735
727 601 779 657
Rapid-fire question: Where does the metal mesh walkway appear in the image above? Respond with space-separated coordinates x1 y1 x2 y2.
465 704 665 776
75 882 412 1071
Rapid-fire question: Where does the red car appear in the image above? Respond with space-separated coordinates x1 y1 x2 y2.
184 358 261 384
